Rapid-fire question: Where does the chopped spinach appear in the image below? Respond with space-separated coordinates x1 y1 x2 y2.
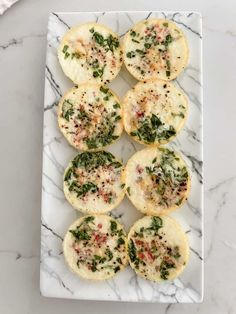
72 151 119 170
160 260 175 280
84 216 95 223
105 248 113 261
126 51 136 58
128 239 137 262
114 266 120 273
62 99 74 121
130 30 136 37
91 31 119 52
110 220 117 234
68 181 98 197
69 228 91 241
150 216 163 231
117 237 125 246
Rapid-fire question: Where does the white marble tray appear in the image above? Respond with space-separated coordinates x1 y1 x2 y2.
40 11 203 303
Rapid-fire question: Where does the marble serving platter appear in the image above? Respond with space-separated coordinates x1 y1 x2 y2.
40 11 203 303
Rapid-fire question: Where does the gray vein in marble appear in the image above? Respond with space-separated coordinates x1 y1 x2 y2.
186 73 202 87
45 65 62 97
43 172 63 192
207 190 231 258
184 126 201 143
126 13 135 26
52 12 70 29
207 176 236 193
44 100 59 112
0 38 22 49
188 225 202 238
120 13 134 37
187 12 194 18
41 221 63 241
44 145 64 175
0 250 38 260
204 25 236 39
0 33 45 50
186 64 201 74
183 152 203 184
214 191 227 221
145 12 152 20
44 135 63 147
106 279 122 301
170 12 202 39
205 176 236 259
226 30 236 38
42 185 65 202
41 262 73 294
165 304 173 314
129 274 145 301
116 15 119 34
161 12 167 19
223 241 236 249
190 247 203 261
176 79 202 111
186 201 201 218
95 12 105 23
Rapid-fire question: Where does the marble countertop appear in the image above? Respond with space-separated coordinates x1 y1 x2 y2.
0 0 235 313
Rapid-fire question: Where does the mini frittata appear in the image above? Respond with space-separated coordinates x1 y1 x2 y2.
58 23 123 84
63 215 128 280
123 19 189 81
123 80 188 146
124 147 191 215
58 84 123 151
64 151 126 213
127 215 189 282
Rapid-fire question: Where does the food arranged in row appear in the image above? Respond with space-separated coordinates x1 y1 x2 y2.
63 214 189 282
58 19 188 84
63 148 190 215
56 18 191 283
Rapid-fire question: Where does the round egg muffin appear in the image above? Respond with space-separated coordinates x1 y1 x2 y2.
127 215 189 282
64 151 126 213
63 215 128 280
124 147 191 215
123 79 188 146
58 84 123 151
58 23 123 84
123 19 189 81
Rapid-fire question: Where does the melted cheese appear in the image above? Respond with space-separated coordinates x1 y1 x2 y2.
58 23 123 84
58 84 123 151
64 151 126 213
123 19 189 81
123 79 188 146
124 147 191 215
63 215 128 280
127 215 189 282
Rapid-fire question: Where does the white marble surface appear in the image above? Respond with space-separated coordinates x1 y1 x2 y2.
41 11 203 303
0 0 236 313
